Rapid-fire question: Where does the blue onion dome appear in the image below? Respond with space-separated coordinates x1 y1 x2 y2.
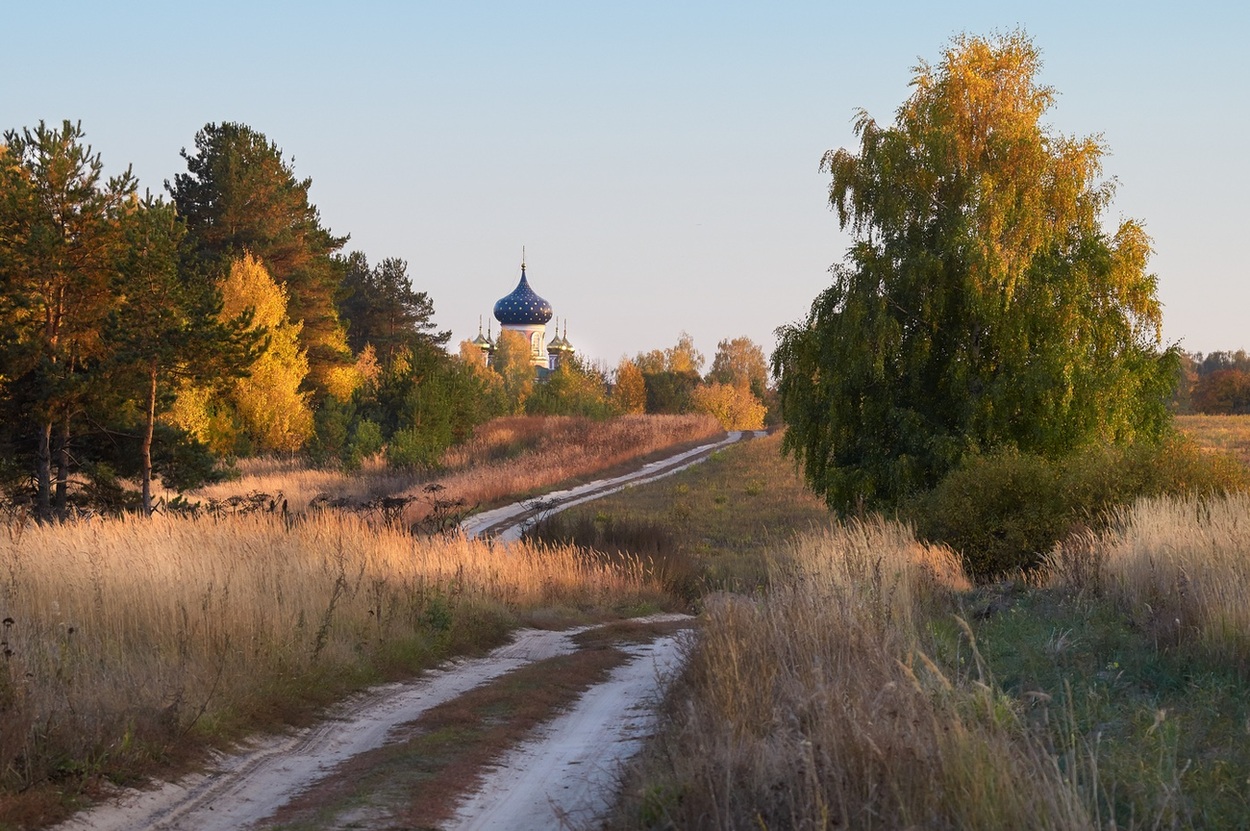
494 265 553 325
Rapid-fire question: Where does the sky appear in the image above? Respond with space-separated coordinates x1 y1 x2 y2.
7 1 1248 367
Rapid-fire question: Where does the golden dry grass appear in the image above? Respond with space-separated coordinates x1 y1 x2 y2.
0 511 667 822
617 519 1098 830
180 414 721 516
1174 413 1250 468
1062 493 1250 666
415 414 721 518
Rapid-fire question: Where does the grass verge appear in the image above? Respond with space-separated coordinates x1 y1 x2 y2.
588 430 1250 829
0 512 671 829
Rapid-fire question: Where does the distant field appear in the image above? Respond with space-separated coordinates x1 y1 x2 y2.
1175 414 1250 467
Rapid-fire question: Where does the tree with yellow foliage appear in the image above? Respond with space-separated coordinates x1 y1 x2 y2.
691 382 766 431
489 329 535 414
612 358 647 414
170 253 313 453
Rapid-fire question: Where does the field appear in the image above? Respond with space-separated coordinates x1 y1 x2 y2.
6 415 1250 829
524 423 1250 829
183 414 722 519
1175 413 1250 468
0 414 714 829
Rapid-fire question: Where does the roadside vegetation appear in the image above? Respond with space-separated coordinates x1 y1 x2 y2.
526 431 830 600
185 413 721 517
0 412 719 829
0 510 671 828
567 425 1250 829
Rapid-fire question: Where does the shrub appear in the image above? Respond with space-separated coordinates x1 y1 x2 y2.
386 425 450 470
910 451 1067 579
348 419 384 466
911 436 1250 579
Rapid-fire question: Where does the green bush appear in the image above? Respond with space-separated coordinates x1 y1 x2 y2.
386 425 450 470
309 397 354 467
346 419 384 468
909 451 1066 579
910 436 1250 580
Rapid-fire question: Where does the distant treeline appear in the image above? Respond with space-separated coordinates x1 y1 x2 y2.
1174 351 1250 414
0 120 770 521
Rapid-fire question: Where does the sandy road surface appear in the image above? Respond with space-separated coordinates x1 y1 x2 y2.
55 433 752 830
448 633 686 830
461 430 760 541
53 627 597 831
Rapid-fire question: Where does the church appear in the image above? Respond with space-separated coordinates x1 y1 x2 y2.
471 260 574 374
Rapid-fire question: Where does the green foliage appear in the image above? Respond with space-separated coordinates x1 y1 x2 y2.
774 32 1178 512
524 357 612 418
0 120 137 520
642 370 700 414
169 122 351 394
386 425 448 470
909 452 1066 578
350 419 384 460
966 586 1250 827
309 395 353 466
147 425 223 492
108 195 258 511
337 252 449 365
911 437 1250 578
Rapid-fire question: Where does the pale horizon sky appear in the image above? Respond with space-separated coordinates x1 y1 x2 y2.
7 2 1248 367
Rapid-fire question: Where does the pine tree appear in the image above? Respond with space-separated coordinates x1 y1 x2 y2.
107 195 257 511
0 121 135 520
168 123 351 395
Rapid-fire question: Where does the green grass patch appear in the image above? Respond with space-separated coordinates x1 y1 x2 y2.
960 585 1250 827
526 432 832 598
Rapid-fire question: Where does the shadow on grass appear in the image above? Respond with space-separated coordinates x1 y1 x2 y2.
525 513 705 608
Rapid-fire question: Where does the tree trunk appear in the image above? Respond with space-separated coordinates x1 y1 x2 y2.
141 364 157 516
55 411 71 521
36 421 53 523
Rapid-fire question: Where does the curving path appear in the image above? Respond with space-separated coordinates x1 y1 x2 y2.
55 432 761 831
462 429 762 542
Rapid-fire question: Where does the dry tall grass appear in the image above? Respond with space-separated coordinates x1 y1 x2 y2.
0 511 665 808
619 519 1099 830
403 414 721 522
1054 493 1250 667
186 454 424 511
181 414 721 516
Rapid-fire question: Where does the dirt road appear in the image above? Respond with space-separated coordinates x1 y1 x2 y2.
461 430 758 541
55 433 754 830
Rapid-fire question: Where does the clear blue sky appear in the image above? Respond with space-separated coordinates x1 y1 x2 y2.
8 1 1248 366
